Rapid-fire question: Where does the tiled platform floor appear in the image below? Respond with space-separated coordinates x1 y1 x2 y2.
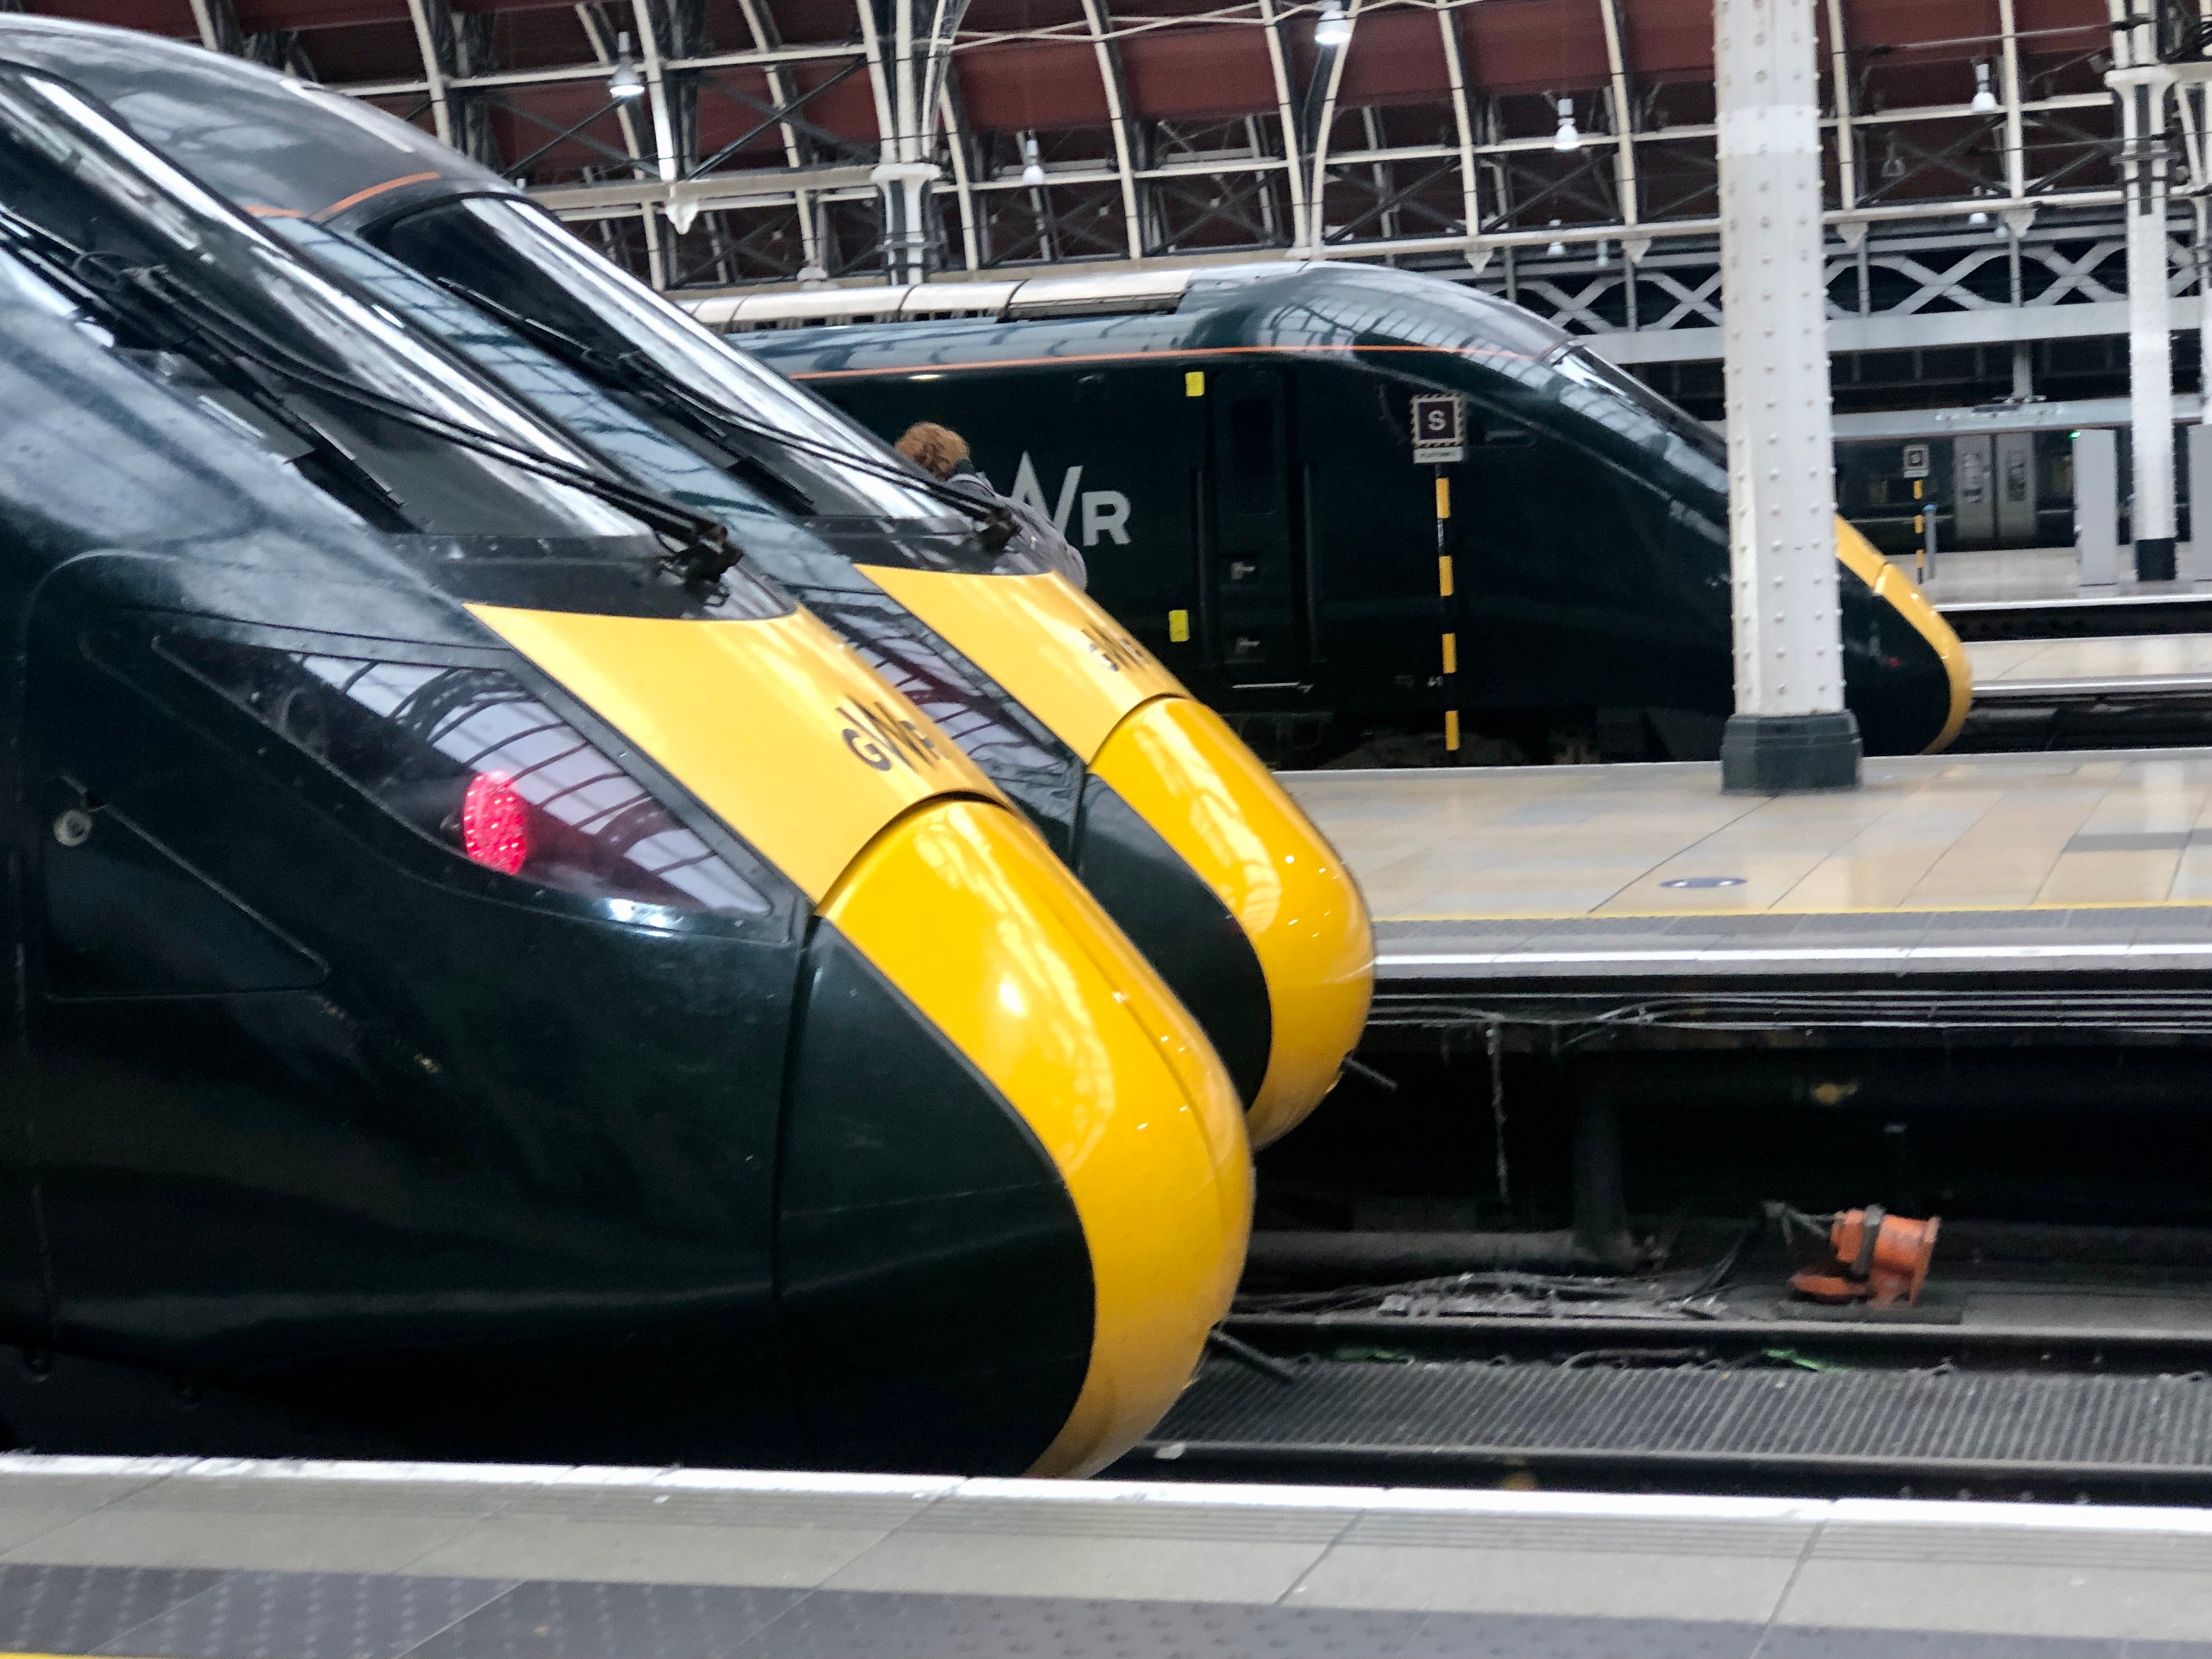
0 1455 2203 1657
1975 633 2212 696
1884 547 2210 607
1282 750 2212 980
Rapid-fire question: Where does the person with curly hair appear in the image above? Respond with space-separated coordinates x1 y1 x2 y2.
896 421 1088 589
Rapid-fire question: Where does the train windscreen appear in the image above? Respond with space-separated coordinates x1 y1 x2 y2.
372 196 973 531
0 70 659 545
1547 344 1728 492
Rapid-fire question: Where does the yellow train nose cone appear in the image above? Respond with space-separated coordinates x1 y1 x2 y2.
1092 696 1375 1148
1834 517 1971 755
821 798 1252 1477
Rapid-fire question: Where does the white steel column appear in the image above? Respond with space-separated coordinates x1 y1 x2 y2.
402 0 453 143
1255 0 1311 253
867 0 960 283
1714 0 1860 792
2111 42 2179 579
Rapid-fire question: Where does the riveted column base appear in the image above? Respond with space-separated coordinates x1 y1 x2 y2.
1720 710 1862 795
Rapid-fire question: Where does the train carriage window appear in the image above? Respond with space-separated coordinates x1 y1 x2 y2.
1226 397 1279 515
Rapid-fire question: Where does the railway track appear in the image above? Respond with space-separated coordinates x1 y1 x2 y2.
1217 1310 2212 1373
1107 1294 2212 1502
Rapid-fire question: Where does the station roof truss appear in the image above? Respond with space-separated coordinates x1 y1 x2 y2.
20 0 2212 360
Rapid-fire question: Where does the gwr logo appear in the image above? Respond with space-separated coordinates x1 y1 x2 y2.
1013 455 1132 548
837 698 942 773
1083 624 1150 674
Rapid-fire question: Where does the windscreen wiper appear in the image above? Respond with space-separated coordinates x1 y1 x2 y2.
0 204 744 591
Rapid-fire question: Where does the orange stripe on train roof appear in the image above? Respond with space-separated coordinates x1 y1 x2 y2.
786 342 1537 380
311 170 442 222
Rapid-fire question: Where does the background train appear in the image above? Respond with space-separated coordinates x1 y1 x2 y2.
0 18 1374 1147
728 264 1971 767
0 60 1247 1478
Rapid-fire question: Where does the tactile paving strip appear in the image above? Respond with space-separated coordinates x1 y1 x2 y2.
0 1556 2190 1659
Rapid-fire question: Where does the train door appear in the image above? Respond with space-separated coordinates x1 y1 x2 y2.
1206 366 1305 677
1995 431 2037 544
1954 436 1996 546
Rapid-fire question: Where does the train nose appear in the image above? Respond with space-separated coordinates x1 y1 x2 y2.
1092 696 1374 1148
782 797 1251 1477
1834 517 1972 755
853 567 1374 1144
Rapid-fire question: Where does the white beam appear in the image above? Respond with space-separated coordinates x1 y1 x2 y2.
1436 4 1480 245
626 0 680 185
1823 0 1855 209
185 0 224 52
1079 0 1144 259
1305 0 1359 250
1254 0 1310 251
1998 0 2025 201
400 0 452 143
1596 0 1637 228
939 82 981 270
730 0 822 274
2111 0 2179 578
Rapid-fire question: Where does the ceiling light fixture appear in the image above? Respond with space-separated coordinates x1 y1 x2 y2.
1970 60 1999 114
1020 135 1046 186
609 32 645 99
1546 219 1566 257
1553 96 1581 152
1315 0 1352 47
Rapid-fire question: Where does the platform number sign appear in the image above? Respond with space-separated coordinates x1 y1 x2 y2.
1412 394 1466 466
1902 442 1932 480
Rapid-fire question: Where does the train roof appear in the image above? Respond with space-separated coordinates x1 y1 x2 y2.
0 22 1569 376
0 17 512 225
720 260 1573 376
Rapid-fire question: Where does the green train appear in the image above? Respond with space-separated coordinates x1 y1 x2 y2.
0 51 1248 1476
0 16 1374 1149
731 264 1973 766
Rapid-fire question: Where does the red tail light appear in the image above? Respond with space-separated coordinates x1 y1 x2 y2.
462 771 528 875
164 634 770 920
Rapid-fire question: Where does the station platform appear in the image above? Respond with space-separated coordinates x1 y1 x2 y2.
1282 750 2212 1020
0 1453 2199 1657
1874 549 2212 644
1973 635 2212 701
1886 547 2210 615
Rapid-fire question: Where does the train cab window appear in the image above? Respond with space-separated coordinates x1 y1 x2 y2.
1225 397 1279 515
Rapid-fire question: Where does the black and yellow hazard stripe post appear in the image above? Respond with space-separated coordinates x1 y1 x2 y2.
1435 468 1459 758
